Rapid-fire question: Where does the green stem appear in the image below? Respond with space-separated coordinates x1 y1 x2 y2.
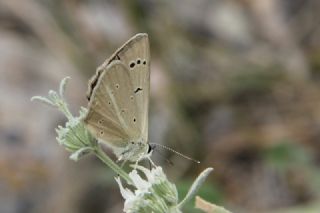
94 146 132 184
60 101 74 120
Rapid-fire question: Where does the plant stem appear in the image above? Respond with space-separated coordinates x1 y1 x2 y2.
94 146 132 184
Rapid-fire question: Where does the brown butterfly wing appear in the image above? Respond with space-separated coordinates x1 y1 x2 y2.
87 33 150 143
84 61 141 147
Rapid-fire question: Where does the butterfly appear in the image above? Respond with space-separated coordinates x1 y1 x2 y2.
84 33 152 162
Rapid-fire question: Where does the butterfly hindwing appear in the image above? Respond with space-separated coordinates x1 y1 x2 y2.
84 61 141 148
87 33 150 144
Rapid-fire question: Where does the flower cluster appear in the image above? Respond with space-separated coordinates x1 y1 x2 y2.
31 77 96 161
55 107 96 161
116 165 180 213
116 165 214 213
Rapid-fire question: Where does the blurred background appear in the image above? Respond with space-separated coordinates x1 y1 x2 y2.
1 0 320 212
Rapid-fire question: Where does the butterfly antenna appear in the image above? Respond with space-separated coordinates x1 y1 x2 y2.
149 143 200 164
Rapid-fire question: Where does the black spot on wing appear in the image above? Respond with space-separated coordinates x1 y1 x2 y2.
134 87 143 93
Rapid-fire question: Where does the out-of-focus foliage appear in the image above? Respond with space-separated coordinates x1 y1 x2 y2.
1 0 320 212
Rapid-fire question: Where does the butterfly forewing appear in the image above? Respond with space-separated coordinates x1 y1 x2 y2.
86 33 150 144
115 35 150 144
84 61 142 147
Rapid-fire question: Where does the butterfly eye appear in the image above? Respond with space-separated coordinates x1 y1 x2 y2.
115 84 120 89
133 117 136 122
130 62 135 68
137 59 141 64
100 131 104 135
143 60 146 65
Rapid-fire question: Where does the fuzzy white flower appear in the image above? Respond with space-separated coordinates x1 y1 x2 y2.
116 166 214 213
116 165 180 213
32 77 96 161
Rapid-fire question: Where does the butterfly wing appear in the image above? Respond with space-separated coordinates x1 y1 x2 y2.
84 61 141 148
87 33 150 144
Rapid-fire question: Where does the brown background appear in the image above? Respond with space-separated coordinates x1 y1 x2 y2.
0 0 320 212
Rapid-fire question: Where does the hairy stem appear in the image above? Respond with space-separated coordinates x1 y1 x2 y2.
94 146 132 184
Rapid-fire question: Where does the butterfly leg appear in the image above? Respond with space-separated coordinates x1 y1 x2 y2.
134 156 142 169
134 153 146 169
147 156 156 167
120 160 127 168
